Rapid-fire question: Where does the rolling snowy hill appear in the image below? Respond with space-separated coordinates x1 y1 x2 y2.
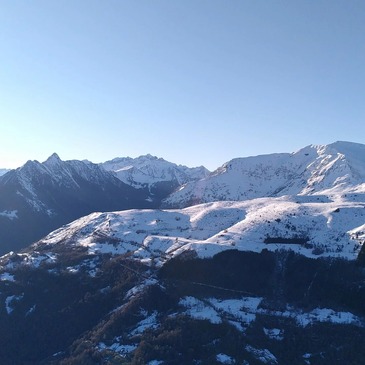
30 193 365 264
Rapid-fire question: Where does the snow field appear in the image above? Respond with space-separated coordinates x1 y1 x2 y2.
34 195 365 264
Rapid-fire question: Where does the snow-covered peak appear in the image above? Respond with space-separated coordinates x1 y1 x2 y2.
103 154 161 168
16 155 79 190
16 159 51 184
326 141 365 177
43 152 62 167
295 141 365 172
1 154 127 213
33 153 120 187
291 142 365 194
328 140 365 153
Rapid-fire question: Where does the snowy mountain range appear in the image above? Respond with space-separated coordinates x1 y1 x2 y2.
163 141 365 208
1 141 365 255
1 141 365 364
0 154 154 254
0 153 208 254
101 154 209 204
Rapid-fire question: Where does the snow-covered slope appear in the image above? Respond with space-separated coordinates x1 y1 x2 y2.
0 169 9 177
33 193 365 264
0 153 146 213
163 142 365 208
101 154 209 190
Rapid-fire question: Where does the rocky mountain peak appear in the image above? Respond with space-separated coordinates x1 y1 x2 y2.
43 152 62 166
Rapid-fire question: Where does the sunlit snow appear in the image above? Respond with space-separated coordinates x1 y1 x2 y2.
37 195 365 265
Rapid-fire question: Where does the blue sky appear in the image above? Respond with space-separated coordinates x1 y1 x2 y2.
0 1 364 170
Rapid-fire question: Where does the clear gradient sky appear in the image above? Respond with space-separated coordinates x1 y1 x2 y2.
0 1 364 170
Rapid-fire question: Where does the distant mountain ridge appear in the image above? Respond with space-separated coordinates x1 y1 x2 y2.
1 141 365 254
163 141 365 208
101 154 209 199
0 153 209 254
